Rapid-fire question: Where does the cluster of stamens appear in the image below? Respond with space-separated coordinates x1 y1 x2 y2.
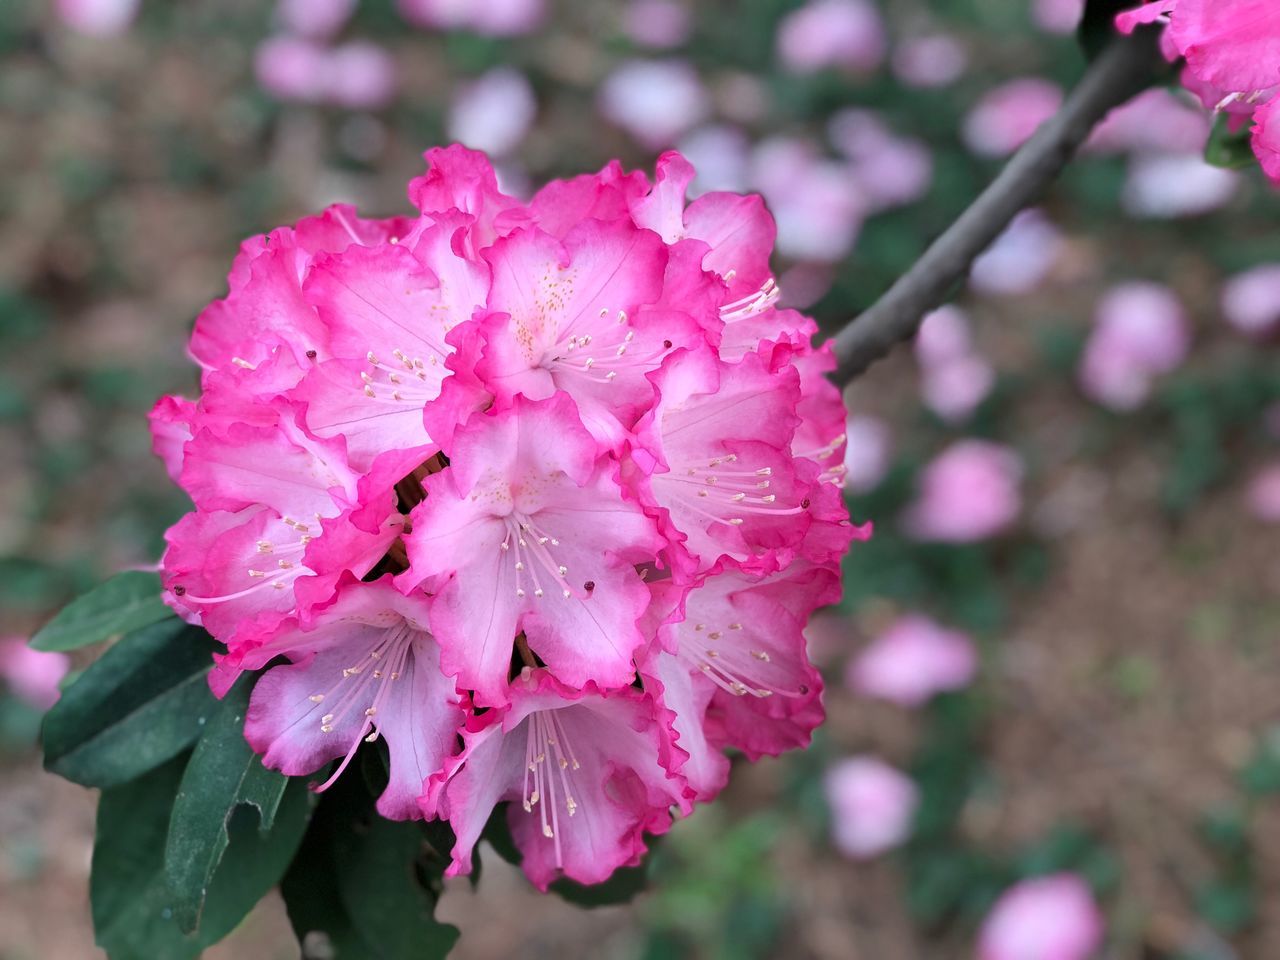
522 708 583 859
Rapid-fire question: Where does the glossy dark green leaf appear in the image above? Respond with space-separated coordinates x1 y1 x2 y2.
283 766 458 960
31 570 172 652
165 674 288 934
43 619 218 788
92 754 314 960
1205 112 1260 170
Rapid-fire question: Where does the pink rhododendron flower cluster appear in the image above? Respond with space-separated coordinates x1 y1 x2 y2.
846 613 977 707
150 146 863 889
1117 0 1280 183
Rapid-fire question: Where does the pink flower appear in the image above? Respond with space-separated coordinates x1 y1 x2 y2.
598 60 710 148
915 306 993 423
678 125 751 195
1253 97 1280 181
1086 88 1210 155
891 34 968 89
327 42 398 110
964 78 1064 158
842 415 892 494
1033 0 1084 34
1078 282 1188 410
776 0 886 75
1222 263 1280 337
828 110 934 212
824 756 918 859
748 138 864 262
448 68 537 157
0 639 70 711
155 145 856 887
978 873 1105 960
55 0 138 36
624 0 692 49
846 614 976 707
1247 463 1280 522
255 36 331 104
277 0 357 39
970 209 1063 297
1122 154 1238 218
398 0 546 35
904 440 1022 542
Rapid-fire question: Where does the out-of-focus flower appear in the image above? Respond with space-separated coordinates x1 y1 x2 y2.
904 440 1023 542
1033 0 1084 34
749 137 864 262
678 125 750 195
891 34 968 88
624 0 691 49
55 0 139 36
1122 153 1239 218
1247 463 1280 522
277 0 357 39
846 614 977 707
327 42 398 110
776 0 886 75
964 78 1064 158
256 38 398 109
1078 282 1189 411
842 415 892 493
255 36 331 103
1222 264 1280 337
1087 88 1210 154
970 209 1063 297
0 639 70 711
915 306 993 423
598 59 710 148
824 756 919 859
978 873 1105 960
828 110 933 212
448 68 537 156
398 0 546 36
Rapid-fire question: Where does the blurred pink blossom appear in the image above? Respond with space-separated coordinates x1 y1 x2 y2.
678 125 750 195
1222 264 1280 338
1032 0 1084 34
1078 282 1189 411
829 110 934 212
255 36 330 103
749 137 864 262
598 59 710 148
978 873 1105 960
776 0 886 75
1122 154 1238 218
398 0 546 35
1087 88 1210 154
970 209 1064 297
915 307 993 423
964 78 1063 158
1247 463 1280 523
892 34 968 88
842 414 892 494
56 0 139 36
824 756 919 859
846 614 977 707
624 0 691 49
0 638 70 711
277 0 357 39
327 42 398 110
904 440 1023 542
448 67 536 156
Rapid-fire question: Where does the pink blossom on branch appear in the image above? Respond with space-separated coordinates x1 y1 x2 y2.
154 144 861 887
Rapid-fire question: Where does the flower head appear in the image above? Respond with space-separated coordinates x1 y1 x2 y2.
154 145 860 886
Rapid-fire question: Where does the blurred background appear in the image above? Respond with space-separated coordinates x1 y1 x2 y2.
3 0 1280 957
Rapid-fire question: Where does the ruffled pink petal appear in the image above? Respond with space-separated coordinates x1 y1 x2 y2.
529 160 650 238
148 395 194 483
1115 0 1175 34
1168 0 1280 96
1253 96 1280 182
641 650 727 807
407 144 531 251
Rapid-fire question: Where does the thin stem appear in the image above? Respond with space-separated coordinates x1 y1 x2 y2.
829 27 1168 385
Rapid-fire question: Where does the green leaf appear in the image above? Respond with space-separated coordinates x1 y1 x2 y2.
283 767 459 959
31 570 172 652
1205 112 1259 170
43 619 219 788
92 754 314 960
164 674 288 935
